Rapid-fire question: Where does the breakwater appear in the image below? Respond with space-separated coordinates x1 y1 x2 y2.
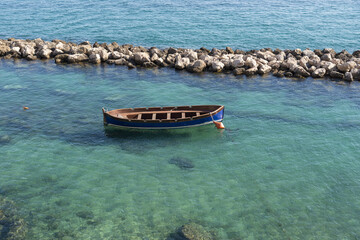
1 38 360 81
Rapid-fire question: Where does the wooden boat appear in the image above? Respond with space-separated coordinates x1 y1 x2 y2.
102 105 225 129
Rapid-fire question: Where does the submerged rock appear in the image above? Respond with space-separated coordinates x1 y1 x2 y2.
76 210 94 220
168 222 213 240
0 195 27 240
168 157 194 169
0 135 11 144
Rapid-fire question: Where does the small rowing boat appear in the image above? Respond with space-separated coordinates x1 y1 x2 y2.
102 105 225 129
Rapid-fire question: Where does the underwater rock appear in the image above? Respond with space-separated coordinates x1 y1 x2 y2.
168 222 214 240
76 210 94 220
0 135 11 144
168 157 194 169
0 195 27 240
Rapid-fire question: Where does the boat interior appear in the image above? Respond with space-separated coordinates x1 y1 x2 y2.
105 105 222 122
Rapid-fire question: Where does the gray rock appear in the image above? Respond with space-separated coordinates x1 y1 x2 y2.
293 66 310 77
99 49 109 62
351 68 360 80
0 44 10 56
67 53 89 63
232 58 244 68
172 223 213 240
154 57 164 66
143 62 157 68
321 53 332 61
168 157 194 169
226 46 234 54
258 64 272 75
168 47 177 54
0 135 11 144
245 67 258 75
76 210 94 219
211 61 224 72
133 52 150 65
245 57 258 68
150 47 164 57
344 72 353 82
187 60 206 73
37 48 52 59
311 68 326 78
302 49 315 57
330 71 344 79
150 53 159 62
233 67 245 76
51 49 64 57
337 62 351 72
89 53 101 64
21 46 35 57
284 71 293 77
273 70 285 78
54 54 69 63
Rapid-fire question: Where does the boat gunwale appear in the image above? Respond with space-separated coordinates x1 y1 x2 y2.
103 105 224 123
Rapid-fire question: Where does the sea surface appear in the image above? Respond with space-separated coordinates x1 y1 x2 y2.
1 1 360 240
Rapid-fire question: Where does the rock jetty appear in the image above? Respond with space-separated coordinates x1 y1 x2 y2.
1 38 360 81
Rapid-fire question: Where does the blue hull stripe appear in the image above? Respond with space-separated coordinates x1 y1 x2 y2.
104 109 224 129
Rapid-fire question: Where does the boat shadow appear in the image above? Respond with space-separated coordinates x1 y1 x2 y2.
103 124 222 141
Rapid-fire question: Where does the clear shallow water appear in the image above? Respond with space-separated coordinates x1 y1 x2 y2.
1 0 360 51
1 59 360 239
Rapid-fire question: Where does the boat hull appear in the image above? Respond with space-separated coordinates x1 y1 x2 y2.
103 107 224 130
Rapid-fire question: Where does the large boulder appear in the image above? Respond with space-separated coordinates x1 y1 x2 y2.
302 49 315 57
311 68 326 78
350 68 360 80
187 60 206 73
321 53 332 61
244 57 258 68
20 46 35 57
185 51 198 61
99 49 109 62
175 56 186 70
54 54 69 63
337 61 357 72
37 48 52 59
89 53 101 64
232 58 244 68
55 42 71 53
133 52 150 65
0 45 10 56
149 47 164 57
67 53 89 63
329 71 344 79
344 72 353 82
211 61 224 72
293 66 310 77
245 67 258 75
258 64 272 75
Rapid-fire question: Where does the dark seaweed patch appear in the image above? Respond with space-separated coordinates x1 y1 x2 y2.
168 157 194 170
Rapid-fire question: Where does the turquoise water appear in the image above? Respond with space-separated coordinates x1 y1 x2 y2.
1 0 360 51
1 0 360 239
1 59 360 239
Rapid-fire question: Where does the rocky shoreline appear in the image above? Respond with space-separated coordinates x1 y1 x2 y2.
1 38 360 81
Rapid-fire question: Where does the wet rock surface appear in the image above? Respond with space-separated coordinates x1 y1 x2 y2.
1 38 360 81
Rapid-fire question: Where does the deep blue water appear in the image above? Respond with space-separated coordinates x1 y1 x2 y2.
1 0 360 51
1 1 360 240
